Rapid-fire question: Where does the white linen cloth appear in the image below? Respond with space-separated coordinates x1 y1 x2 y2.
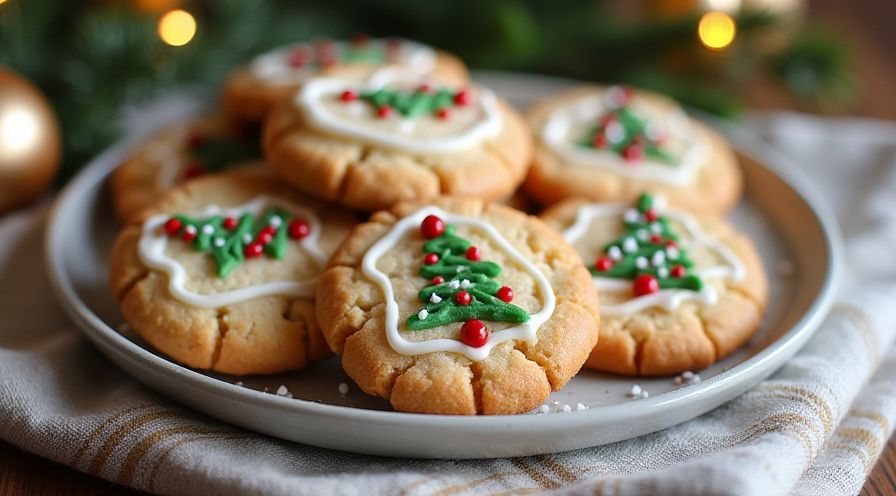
1 112 895 495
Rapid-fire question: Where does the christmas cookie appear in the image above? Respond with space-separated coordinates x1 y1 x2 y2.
262 69 532 211
109 170 358 375
542 194 768 376
525 85 741 212
110 115 261 220
316 197 599 415
223 36 468 123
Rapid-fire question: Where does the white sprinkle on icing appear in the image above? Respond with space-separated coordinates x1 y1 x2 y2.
213 237 225 248
429 293 442 303
184 225 197 234
456 266 466 273
608 246 623 261
650 222 663 233
666 246 680 260
624 209 639 223
448 280 460 289
636 257 648 269
605 121 625 143
651 251 666 266
460 279 471 289
623 238 638 253
417 309 429 320
242 233 253 244
201 224 214 235
636 229 649 241
269 215 283 228
658 267 669 278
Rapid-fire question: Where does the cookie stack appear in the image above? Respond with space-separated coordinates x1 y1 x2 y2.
108 37 767 415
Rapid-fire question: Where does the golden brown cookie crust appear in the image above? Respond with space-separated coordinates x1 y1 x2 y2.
316 197 600 415
222 51 469 123
109 170 358 375
262 90 533 212
541 198 768 376
524 86 742 213
109 115 260 221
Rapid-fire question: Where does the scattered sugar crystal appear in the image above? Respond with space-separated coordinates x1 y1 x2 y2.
561 404 572 413
551 400 560 406
456 266 466 273
538 405 550 414
627 384 649 400
575 403 588 411
338 382 349 395
276 385 289 396
675 371 701 385
234 381 243 387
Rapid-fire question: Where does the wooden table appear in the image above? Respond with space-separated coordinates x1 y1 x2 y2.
3 1 896 495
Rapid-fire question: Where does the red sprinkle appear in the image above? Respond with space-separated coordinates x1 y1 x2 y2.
650 233 663 244
665 240 678 248
496 286 514 303
633 274 660 296
671 265 687 278
595 257 613 272
164 218 182 236
377 105 394 119
181 227 197 242
436 108 451 120
288 219 310 240
417 82 433 94
340 89 358 102
592 133 608 149
424 253 440 265
244 242 264 258
465 246 481 261
256 231 274 245
460 319 489 347
644 209 658 222
455 290 472 305
286 48 307 68
622 145 644 162
222 217 238 230
453 88 472 106
432 276 445 285
420 215 445 239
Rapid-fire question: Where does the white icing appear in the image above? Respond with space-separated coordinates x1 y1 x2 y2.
361 207 556 361
296 68 503 154
249 38 437 86
540 93 708 186
562 203 745 316
137 196 327 308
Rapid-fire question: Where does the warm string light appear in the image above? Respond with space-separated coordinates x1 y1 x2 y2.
158 9 196 47
698 11 736 50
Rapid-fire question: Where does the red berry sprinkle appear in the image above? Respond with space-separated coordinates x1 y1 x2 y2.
288 219 310 240
592 133 608 149
595 257 613 272
222 217 238 230
287 48 307 68
650 233 663 244
436 108 451 120
453 88 472 106
465 246 481 261
665 240 678 248
417 82 433 93
256 231 274 244
164 218 182 236
340 89 358 102
376 105 394 119
496 286 514 303
181 227 197 242
244 242 264 258
432 276 445 285
633 274 660 296
420 215 445 239
454 290 472 305
424 253 440 265
644 209 658 222
623 145 644 162
671 265 687 278
460 319 489 348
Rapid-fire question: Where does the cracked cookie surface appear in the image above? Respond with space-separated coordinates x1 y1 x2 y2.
109 170 358 375
541 198 768 376
316 197 599 415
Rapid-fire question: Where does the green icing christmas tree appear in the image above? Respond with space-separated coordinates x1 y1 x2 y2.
579 86 676 165
593 194 703 296
406 217 529 331
162 207 310 278
339 84 471 120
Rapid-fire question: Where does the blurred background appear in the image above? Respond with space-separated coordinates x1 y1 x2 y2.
0 0 893 184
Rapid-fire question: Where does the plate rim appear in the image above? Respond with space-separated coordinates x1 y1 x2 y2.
42 76 843 449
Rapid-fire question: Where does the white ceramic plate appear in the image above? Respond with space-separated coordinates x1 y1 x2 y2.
45 72 841 459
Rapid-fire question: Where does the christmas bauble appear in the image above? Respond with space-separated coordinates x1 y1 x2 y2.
0 69 61 213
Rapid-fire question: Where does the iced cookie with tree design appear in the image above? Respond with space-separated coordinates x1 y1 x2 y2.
541 194 768 376
223 36 469 123
262 69 532 211
110 115 262 221
109 169 358 375
315 197 599 415
525 85 741 212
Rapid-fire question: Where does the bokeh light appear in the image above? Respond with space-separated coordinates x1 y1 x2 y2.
698 11 736 50
158 9 196 47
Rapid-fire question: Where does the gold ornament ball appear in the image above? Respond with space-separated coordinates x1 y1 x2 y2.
0 69 61 213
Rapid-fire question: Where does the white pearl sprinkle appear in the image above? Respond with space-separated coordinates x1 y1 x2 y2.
658 267 669 278
338 382 349 395
605 121 625 144
456 266 466 273
460 279 471 289
629 384 642 395
627 384 649 399
635 257 648 269
449 280 460 289
201 224 214 235
667 247 680 260
623 208 640 223
429 293 442 303
623 238 638 253
652 251 666 266
184 225 197 234
608 246 623 261
213 238 225 248
636 229 649 241
675 371 701 385
650 222 663 233
269 215 282 228
417 309 429 320
242 233 253 244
